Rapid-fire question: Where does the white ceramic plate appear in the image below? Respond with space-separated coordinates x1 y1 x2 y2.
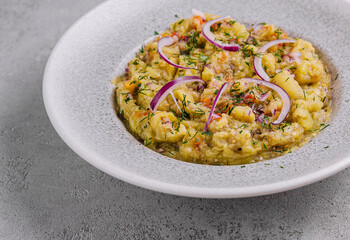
43 0 350 198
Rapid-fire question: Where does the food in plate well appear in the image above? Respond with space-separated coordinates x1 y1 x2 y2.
113 10 332 165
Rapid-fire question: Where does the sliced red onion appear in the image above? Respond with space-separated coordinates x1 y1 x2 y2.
259 93 268 101
257 113 265 123
192 9 205 20
205 64 217 74
247 36 255 45
126 93 133 100
251 103 256 112
157 148 165 153
161 117 171 125
212 113 221 120
197 83 204 91
240 78 291 125
203 82 228 132
289 51 302 59
282 55 292 64
256 105 264 112
283 51 301 64
210 65 218 74
202 17 239 52
253 39 296 81
272 109 276 116
150 76 205 112
169 91 182 113
157 36 194 69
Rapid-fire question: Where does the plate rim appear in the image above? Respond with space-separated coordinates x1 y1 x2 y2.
42 0 350 198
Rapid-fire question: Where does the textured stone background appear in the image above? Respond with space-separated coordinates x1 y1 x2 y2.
0 0 349 239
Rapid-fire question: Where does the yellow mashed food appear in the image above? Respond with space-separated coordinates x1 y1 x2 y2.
112 12 332 165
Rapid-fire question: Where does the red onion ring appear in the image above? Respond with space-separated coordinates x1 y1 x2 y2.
240 78 291 125
253 39 296 81
202 17 239 52
203 82 228 132
150 76 205 112
157 36 194 69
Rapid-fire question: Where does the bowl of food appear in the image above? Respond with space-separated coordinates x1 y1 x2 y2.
43 0 350 198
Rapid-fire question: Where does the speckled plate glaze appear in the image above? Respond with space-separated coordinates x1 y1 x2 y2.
43 0 350 198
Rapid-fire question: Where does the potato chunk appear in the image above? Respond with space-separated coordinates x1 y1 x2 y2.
265 123 304 146
293 107 314 130
262 53 276 76
295 60 324 85
150 112 187 142
271 70 304 99
230 106 255 123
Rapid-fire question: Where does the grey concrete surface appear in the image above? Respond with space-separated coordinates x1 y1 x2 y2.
0 0 349 239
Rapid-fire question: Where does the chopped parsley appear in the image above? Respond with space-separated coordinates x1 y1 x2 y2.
229 20 236 25
335 73 339 81
201 131 213 136
308 123 330 132
120 110 125 120
182 132 198 144
193 107 205 119
245 61 252 67
139 45 145 54
132 59 139 65
228 106 234 115
319 124 330 132
198 53 209 62
145 138 152 146
274 27 283 39
240 45 262 58
180 94 191 119
124 97 131 103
